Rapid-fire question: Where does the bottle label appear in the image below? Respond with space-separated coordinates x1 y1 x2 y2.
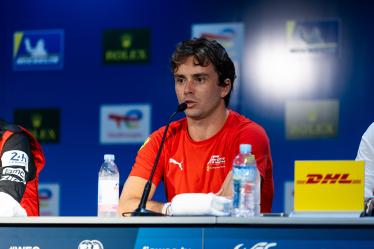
232 165 258 215
98 179 119 212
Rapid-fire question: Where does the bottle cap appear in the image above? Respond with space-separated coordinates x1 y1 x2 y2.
239 144 252 154
104 154 115 161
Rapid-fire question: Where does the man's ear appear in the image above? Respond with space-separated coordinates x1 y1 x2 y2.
220 78 232 98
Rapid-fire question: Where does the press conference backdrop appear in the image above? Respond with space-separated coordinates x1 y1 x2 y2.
1 0 373 215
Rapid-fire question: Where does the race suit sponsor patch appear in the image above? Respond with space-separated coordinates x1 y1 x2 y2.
1 150 29 171
2 167 26 182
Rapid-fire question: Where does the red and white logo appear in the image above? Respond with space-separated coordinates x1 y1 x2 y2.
206 155 226 171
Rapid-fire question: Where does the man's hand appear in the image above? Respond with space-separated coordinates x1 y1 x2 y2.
161 202 172 215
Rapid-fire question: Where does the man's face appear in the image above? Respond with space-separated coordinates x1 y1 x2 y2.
174 56 229 120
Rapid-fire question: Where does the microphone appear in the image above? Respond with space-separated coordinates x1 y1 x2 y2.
131 102 187 216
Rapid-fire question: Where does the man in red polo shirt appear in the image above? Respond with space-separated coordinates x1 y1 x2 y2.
119 38 274 215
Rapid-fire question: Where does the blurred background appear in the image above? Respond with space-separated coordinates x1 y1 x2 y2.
1 0 373 216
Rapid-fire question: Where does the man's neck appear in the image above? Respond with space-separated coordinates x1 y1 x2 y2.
186 107 229 142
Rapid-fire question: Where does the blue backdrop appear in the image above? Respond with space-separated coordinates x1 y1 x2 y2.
1 0 373 215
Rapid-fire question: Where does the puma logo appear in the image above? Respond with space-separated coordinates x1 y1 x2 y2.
169 158 183 170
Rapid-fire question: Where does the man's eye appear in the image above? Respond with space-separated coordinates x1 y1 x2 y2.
196 77 206 83
175 78 184 84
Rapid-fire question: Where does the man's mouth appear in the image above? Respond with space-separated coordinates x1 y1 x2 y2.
184 100 197 107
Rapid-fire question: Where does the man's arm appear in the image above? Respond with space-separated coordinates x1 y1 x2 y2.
0 132 35 216
118 176 165 216
119 128 168 216
0 132 36 201
217 171 232 198
356 122 374 198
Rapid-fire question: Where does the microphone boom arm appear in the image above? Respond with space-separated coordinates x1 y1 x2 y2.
131 102 187 216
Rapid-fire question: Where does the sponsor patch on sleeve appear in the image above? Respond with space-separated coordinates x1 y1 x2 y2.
1 150 29 171
0 167 26 184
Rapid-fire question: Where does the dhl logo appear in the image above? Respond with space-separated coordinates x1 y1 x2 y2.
297 173 361 184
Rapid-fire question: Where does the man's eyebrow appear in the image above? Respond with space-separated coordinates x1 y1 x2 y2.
192 73 209 77
174 74 186 78
173 73 209 78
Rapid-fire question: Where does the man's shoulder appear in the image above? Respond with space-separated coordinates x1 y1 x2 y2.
150 117 186 139
226 110 270 145
0 120 22 134
0 121 24 141
367 122 374 136
229 110 250 122
228 110 266 131
1 132 31 158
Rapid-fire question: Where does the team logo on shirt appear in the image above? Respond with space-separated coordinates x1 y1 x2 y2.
1 150 29 171
206 155 226 171
169 158 183 170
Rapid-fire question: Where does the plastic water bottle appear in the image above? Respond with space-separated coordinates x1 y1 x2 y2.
232 144 261 217
98 154 119 217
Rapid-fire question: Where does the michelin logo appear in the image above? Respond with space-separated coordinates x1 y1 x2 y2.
13 30 64 70
78 240 104 249
234 242 277 249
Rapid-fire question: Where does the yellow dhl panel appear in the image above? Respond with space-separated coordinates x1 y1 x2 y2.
294 160 364 212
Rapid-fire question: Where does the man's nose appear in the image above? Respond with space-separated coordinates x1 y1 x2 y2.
184 79 194 94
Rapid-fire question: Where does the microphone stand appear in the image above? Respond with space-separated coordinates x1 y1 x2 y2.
131 102 187 216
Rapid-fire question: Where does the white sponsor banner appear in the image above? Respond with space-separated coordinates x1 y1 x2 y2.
100 104 151 144
39 183 60 216
192 22 244 110
286 19 340 54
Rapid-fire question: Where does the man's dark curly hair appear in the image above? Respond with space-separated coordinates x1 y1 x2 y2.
171 38 236 107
